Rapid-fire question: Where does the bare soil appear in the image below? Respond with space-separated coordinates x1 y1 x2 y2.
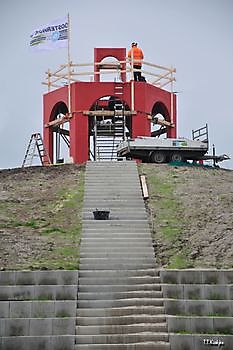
141 164 233 268
0 164 84 270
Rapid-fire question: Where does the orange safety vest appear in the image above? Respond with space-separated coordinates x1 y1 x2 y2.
128 47 144 66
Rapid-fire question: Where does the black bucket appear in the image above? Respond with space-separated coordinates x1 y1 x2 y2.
93 210 110 220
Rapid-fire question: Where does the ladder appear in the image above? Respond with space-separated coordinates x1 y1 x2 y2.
22 133 52 167
94 102 126 161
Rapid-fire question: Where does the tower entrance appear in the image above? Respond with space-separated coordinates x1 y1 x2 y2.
88 95 131 161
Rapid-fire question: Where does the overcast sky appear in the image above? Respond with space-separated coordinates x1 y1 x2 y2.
1 0 233 169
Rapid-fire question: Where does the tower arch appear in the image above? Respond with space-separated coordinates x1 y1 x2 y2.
49 101 70 163
151 101 170 138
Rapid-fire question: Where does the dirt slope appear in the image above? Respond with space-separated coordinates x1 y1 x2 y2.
0 163 232 270
141 164 233 268
0 164 84 270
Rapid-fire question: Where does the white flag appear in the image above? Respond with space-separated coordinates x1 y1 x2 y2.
30 16 68 52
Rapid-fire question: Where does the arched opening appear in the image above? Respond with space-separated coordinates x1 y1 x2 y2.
88 95 131 160
151 102 170 138
98 57 122 82
50 102 70 164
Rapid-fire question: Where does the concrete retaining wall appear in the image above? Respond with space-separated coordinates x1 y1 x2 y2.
161 270 233 350
0 270 78 350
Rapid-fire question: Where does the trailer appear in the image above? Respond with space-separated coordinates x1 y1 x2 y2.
117 136 209 163
117 135 230 164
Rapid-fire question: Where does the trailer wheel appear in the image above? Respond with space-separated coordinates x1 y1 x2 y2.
170 152 183 162
151 151 166 163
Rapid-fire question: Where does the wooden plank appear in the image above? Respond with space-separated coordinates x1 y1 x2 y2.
44 114 72 128
147 115 174 127
143 61 176 73
98 63 122 69
42 82 61 88
83 110 136 117
45 64 67 76
140 175 149 200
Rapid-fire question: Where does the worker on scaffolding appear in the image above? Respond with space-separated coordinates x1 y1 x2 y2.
128 42 144 81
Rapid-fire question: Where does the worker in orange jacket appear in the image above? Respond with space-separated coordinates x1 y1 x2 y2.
128 42 144 81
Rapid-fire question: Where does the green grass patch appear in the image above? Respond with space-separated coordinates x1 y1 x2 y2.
175 330 191 334
168 253 192 269
0 219 46 229
41 227 66 236
139 164 190 268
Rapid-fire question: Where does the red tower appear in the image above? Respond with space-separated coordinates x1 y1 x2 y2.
43 47 176 164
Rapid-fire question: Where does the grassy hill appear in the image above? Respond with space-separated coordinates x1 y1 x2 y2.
141 164 233 269
0 164 84 270
0 163 232 270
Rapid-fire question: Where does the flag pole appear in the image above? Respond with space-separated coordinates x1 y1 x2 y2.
67 13 71 114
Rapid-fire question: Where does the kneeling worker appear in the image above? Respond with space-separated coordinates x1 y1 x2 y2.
128 42 144 81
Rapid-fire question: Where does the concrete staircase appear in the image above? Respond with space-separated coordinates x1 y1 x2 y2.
75 161 170 349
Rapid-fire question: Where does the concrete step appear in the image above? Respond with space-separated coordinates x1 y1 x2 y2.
84 194 142 199
79 257 155 264
81 228 151 234
81 231 151 236
80 247 154 254
77 306 165 317
85 163 137 168
76 315 166 326
82 220 149 226
80 242 153 248
80 244 153 249
82 208 146 213
85 170 139 174
84 183 141 188
81 237 152 242
85 165 137 169
85 170 138 174
83 218 149 226
84 184 141 189
80 238 151 244
78 269 159 278
81 226 150 232
77 298 164 308
83 189 141 194
83 214 148 220
81 242 152 250
80 239 153 246
82 226 150 231
79 263 156 270
75 333 169 344
85 173 138 178
77 291 163 300
79 252 154 258
76 323 168 335
85 170 138 176
85 164 137 169
78 277 160 285
83 193 142 198
80 251 154 257
74 342 170 350
78 284 161 292
83 201 145 208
